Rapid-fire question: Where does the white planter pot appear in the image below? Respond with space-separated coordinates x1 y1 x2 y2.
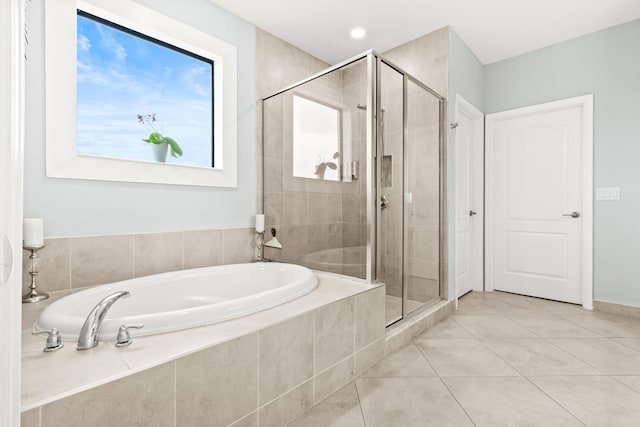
150 143 169 162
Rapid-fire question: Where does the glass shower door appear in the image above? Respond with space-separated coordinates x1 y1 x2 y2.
377 61 405 325
405 79 442 315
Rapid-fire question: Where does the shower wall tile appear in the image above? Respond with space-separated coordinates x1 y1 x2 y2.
258 379 314 427
183 229 223 269
258 313 315 404
40 362 175 427
134 232 183 277
356 286 386 350
70 235 133 288
264 192 283 227
314 356 355 403
176 334 258 427
21 408 40 427
355 337 386 376
314 298 355 371
263 157 283 193
222 228 255 265
230 412 258 427
22 238 70 295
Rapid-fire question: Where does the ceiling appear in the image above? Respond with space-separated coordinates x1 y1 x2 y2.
208 0 640 65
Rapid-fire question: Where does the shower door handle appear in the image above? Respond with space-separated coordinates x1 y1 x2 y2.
380 195 389 210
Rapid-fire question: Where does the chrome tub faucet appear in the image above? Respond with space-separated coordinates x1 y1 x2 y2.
77 291 130 350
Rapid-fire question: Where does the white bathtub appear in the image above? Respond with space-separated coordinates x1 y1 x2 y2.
35 262 317 341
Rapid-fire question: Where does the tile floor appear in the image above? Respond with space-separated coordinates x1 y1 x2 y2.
289 291 640 427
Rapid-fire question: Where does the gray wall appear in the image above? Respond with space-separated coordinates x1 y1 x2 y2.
484 19 640 307
24 0 257 238
447 28 485 299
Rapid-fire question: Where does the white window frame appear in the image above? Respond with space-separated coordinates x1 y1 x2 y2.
45 0 238 187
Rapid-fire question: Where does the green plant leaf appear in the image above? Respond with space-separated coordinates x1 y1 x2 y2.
143 132 164 145
164 136 183 157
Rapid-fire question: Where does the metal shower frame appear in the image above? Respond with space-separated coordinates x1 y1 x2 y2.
261 50 447 320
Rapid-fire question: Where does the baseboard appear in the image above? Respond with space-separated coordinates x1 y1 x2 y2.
594 300 640 319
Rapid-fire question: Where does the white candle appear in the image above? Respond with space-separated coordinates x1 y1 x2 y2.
24 218 44 248
255 214 265 233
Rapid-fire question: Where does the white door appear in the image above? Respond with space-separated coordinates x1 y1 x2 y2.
454 96 484 297
1 0 25 425
486 96 593 306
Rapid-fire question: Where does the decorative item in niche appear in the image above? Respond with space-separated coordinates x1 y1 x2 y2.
76 11 213 168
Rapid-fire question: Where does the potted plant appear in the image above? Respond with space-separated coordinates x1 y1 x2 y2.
314 151 340 180
137 113 183 162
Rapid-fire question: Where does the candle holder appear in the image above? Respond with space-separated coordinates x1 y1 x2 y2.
256 232 265 262
22 245 49 303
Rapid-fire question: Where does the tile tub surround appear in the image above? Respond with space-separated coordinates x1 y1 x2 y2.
288 290 640 426
21 272 386 427
21 227 255 329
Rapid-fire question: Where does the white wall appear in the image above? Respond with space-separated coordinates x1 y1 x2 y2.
24 0 257 238
447 28 485 299
484 19 640 307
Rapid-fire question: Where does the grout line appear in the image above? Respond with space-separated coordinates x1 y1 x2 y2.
173 360 177 427
522 376 587 426
537 336 607 374
609 376 640 396
353 379 368 427
256 331 260 425
132 234 136 278
437 377 479 427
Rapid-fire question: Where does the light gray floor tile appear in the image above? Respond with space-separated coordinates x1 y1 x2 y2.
612 337 640 351
287 382 364 427
507 314 601 338
416 318 474 339
548 337 640 375
451 314 538 339
356 377 474 427
414 338 519 377
483 338 601 376
361 342 436 378
612 376 640 394
530 375 640 427
561 313 640 337
444 376 582 427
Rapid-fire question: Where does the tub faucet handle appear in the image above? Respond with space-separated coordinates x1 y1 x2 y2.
32 328 64 352
115 324 144 347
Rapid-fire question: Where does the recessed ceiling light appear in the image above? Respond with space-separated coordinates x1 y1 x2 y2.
350 27 366 39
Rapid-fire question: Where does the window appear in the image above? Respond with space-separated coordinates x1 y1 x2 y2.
45 0 238 187
76 11 214 168
292 95 342 181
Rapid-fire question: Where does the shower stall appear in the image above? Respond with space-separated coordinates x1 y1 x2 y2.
261 51 445 326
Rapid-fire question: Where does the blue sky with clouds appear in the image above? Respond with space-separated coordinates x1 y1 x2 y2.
76 14 213 167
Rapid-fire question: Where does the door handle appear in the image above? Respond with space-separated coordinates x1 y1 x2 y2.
380 195 389 210
562 211 581 218
469 210 477 216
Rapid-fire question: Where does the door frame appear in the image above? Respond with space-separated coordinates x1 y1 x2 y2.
0 0 25 424
485 95 594 309
454 94 485 297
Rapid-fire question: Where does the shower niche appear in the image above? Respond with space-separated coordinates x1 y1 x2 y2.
262 52 444 327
